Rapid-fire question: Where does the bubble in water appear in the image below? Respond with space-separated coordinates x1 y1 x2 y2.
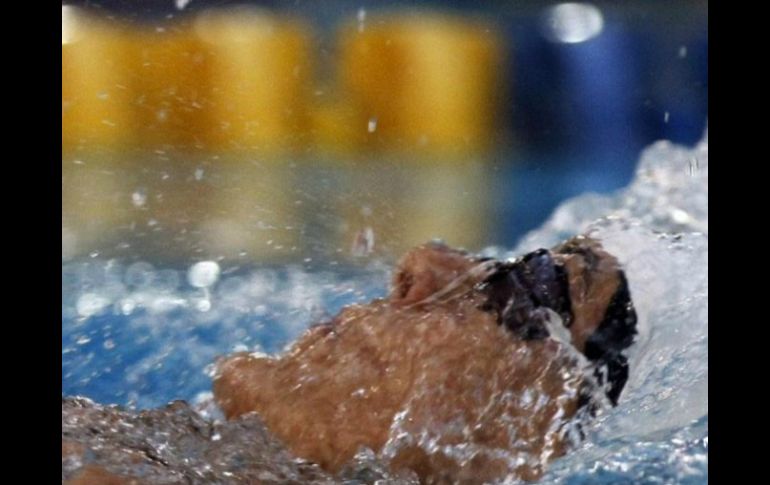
125 262 156 288
154 269 181 292
188 261 221 288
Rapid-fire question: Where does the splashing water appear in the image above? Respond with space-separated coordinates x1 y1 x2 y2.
492 132 707 484
62 131 707 483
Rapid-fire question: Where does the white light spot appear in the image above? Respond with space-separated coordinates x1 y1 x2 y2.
664 112 670 123
188 261 221 288
62 6 82 45
175 0 192 11
542 3 604 44
76 293 111 318
132 190 147 208
678 46 688 58
194 168 204 181
670 208 691 224
195 298 212 312
367 117 378 133
357 7 367 32
120 299 136 315
233 343 248 352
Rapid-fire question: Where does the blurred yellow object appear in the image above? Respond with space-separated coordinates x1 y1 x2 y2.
194 7 312 156
129 22 209 150
338 13 505 158
309 96 367 159
62 6 135 153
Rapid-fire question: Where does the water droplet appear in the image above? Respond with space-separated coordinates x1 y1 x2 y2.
196 299 212 312
670 208 691 224
120 299 136 315
351 227 375 257
688 157 699 176
357 7 367 32
188 261 221 288
132 190 147 208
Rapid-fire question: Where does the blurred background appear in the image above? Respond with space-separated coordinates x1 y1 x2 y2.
62 0 708 267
